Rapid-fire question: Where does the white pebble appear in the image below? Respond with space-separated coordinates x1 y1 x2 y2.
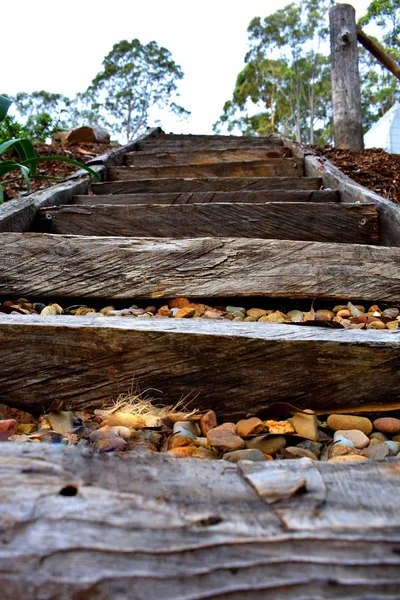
384 440 399 456
333 433 354 447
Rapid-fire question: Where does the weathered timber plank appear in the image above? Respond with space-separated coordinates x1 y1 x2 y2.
85 126 163 167
91 176 323 195
136 134 284 152
1 443 399 600
1 234 399 301
124 147 292 166
109 159 303 180
1 316 400 415
37 202 378 245
72 189 340 205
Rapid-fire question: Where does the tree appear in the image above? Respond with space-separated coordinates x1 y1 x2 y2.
87 39 189 141
11 91 72 140
214 0 333 144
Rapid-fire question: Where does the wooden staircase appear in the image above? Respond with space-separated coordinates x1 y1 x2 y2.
1 130 400 599
0 130 399 418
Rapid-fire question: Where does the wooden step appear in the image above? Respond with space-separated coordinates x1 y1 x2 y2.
136 134 284 152
1 315 400 416
91 177 322 195
109 159 303 180
1 234 399 301
73 189 340 205
124 147 292 166
36 203 378 245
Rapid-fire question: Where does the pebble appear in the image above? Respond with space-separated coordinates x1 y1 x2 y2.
246 308 267 319
226 306 246 314
191 447 218 460
329 444 355 458
167 446 195 458
326 414 373 435
283 447 318 460
264 419 295 435
168 434 195 449
173 421 199 438
296 440 323 457
373 417 400 435
292 409 319 441
363 444 390 460
0 419 18 440
369 432 388 442
40 306 59 316
384 440 399 455
334 429 370 449
333 434 354 448
199 410 218 436
207 427 245 452
236 417 264 437
328 455 368 463
105 411 144 428
245 435 286 456
223 449 266 463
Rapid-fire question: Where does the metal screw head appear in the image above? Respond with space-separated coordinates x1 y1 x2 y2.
359 218 367 226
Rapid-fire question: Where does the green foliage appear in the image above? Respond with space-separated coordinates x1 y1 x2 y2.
214 0 334 144
0 98 100 203
12 91 71 140
88 39 189 141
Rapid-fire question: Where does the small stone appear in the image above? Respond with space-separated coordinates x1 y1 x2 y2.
329 444 355 458
168 435 195 449
245 435 286 456
175 307 196 318
143 414 163 428
40 306 59 316
144 306 157 315
17 423 35 434
386 321 399 330
168 297 191 309
74 307 96 316
283 447 318 460
244 316 258 322
33 302 46 313
223 449 266 463
292 409 319 441
0 419 18 440
0 404 35 423
246 308 267 319
93 435 127 452
157 305 172 317
287 309 303 322
226 306 246 314
383 307 399 319
392 435 400 444
373 417 400 435
363 444 390 460
384 440 399 455
296 440 323 457
100 305 115 315
191 447 218 460
215 422 236 432
333 305 348 313
236 417 264 437
105 412 144 428
337 309 351 318
232 316 244 322
334 429 370 449
199 410 217 435
202 310 224 319
167 446 195 458
315 309 335 321
259 311 291 323
333 434 354 448
367 320 386 330
369 432 388 442
328 455 368 463
207 428 245 452
264 420 295 435
173 420 199 438
327 414 373 435
49 303 64 314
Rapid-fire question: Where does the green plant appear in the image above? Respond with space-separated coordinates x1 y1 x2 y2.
0 94 100 203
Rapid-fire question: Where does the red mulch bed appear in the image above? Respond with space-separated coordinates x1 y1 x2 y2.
316 147 400 206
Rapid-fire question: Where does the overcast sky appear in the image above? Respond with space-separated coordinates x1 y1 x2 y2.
2 0 371 135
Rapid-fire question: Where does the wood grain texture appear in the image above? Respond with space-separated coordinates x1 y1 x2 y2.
136 133 284 152
72 189 340 205
36 202 379 245
1 315 400 415
124 147 292 166
109 159 303 180
90 176 323 195
1 443 399 599
1 233 400 301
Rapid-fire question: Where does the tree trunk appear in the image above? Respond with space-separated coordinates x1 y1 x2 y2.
330 4 364 150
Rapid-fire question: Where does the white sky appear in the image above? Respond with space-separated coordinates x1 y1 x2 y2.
1 0 371 136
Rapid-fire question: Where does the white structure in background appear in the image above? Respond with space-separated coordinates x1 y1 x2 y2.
364 103 400 153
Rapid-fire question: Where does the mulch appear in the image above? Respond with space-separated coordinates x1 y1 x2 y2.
316 147 400 206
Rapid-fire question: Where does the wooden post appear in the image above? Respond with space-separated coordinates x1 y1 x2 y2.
330 4 364 150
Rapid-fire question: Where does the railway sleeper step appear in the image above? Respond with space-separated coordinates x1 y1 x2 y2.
135 133 285 152
90 176 323 195
72 189 340 205
108 159 303 180
0 234 398 302
36 202 379 245
124 147 293 166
